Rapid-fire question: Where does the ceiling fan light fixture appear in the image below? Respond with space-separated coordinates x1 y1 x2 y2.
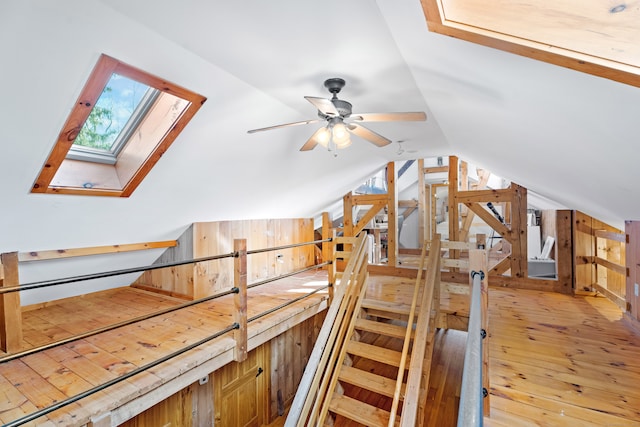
316 126 331 147
332 122 350 144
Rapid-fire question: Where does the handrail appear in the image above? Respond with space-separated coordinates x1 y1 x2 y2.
389 238 430 425
285 232 368 427
457 269 485 427
399 235 441 426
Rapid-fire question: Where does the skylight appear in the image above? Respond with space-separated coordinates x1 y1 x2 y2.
32 54 206 197
67 74 159 165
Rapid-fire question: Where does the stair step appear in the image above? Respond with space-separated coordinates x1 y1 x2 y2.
329 394 397 427
355 318 414 339
361 299 414 315
347 341 410 368
339 365 406 399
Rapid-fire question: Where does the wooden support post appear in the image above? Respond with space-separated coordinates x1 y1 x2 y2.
0 252 22 353
469 249 490 415
322 212 334 302
510 184 528 279
448 156 460 268
233 239 247 362
387 161 398 267
343 192 354 238
417 158 427 243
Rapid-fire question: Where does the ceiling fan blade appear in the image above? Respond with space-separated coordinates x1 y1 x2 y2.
247 119 321 134
304 96 339 116
299 127 328 151
348 123 392 147
351 112 427 122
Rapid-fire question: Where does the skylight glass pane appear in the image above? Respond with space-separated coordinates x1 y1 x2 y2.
73 73 150 152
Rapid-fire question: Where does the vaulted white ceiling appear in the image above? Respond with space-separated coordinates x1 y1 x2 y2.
2 0 639 267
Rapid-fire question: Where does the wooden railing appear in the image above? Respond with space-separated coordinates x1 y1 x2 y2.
399 235 441 426
574 211 626 308
285 232 369 427
0 240 177 353
0 237 331 427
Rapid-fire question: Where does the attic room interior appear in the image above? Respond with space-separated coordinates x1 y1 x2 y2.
1 1 640 426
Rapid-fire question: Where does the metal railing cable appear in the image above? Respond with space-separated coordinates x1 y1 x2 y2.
247 261 330 289
0 286 239 364
246 238 331 255
0 252 237 295
457 270 485 427
2 275 330 427
2 322 240 427
0 261 330 364
248 284 330 323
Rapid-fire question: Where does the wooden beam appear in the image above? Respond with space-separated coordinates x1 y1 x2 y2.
18 240 177 262
423 165 449 174
595 229 626 243
398 200 418 208
595 256 626 275
233 239 247 362
464 202 512 241
353 201 386 236
455 188 515 204
448 156 460 270
510 184 528 279
387 162 398 267
0 252 22 353
418 159 427 242
343 192 354 240
351 194 388 205
490 256 511 275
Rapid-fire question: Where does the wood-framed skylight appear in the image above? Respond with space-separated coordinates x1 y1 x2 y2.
32 54 207 197
421 0 640 88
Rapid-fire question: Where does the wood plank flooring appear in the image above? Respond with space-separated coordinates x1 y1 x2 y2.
0 270 329 427
486 288 640 427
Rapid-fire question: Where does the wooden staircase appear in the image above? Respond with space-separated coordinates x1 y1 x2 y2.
286 234 442 427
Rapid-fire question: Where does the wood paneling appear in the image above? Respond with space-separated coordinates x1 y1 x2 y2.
267 312 326 424
133 219 315 300
574 211 626 306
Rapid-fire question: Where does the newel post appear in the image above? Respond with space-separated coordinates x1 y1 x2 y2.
233 239 248 362
0 252 22 353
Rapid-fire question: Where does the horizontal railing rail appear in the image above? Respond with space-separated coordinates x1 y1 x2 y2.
457 268 486 427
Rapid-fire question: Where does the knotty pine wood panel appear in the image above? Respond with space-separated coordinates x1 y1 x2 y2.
574 211 596 292
132 219 315 300
268 310 326 423
192 219 314 299
132 224 195 299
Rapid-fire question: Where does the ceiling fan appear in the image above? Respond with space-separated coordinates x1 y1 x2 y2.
247 78 427 151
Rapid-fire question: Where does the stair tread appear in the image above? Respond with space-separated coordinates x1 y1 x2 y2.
355 318 414 339
339 365 405 399
329 394 396 427
361 298 414 315
347 341 410 367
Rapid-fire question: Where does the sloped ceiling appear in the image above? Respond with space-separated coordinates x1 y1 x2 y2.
1 0 639 301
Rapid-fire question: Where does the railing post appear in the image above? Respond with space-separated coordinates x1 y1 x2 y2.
0 252 22 353
470 249 490 416
322 212 334 303
233 239 247 362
